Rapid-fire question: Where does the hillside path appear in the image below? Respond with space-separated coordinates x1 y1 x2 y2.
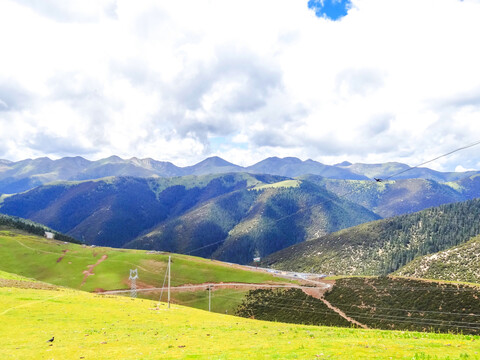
301 279 369 329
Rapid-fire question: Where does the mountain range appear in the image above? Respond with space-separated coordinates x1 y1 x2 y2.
261 198 480 276
1 155 480 266
0 173 379 263
1 155 478 194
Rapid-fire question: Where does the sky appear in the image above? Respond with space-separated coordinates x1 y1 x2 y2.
1 0 480 171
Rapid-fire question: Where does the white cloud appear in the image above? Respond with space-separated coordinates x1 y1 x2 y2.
0 0 480 170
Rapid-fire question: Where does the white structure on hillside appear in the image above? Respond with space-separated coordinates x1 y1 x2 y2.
44 231 55 239
129 269 138 298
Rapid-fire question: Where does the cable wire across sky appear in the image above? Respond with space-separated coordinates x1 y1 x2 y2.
184 138 480 256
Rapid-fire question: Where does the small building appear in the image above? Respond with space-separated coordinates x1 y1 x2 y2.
44 231 55 239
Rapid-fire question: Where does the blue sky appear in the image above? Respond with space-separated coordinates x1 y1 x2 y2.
1 0 480 172
308 0 352 20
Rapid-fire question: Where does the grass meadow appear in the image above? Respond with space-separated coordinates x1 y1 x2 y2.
1 282 479 359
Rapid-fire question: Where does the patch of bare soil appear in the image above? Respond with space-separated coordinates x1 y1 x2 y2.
56 249 69 263
141 259 167 272
81 254 108 286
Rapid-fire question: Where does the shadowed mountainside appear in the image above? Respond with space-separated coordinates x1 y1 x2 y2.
126 180 379 263
0 173 378 262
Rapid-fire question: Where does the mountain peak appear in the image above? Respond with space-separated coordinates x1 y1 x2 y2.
196 156 236 166
103 155 124 163
185 156 242 175
334 161 352 167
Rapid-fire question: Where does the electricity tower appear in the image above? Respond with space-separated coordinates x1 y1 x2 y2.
129 268 138 298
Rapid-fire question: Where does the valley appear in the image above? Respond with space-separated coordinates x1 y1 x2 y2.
2 156 480 358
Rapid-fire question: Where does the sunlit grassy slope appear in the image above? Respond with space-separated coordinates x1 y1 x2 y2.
0 229 283 295
1 277 479 360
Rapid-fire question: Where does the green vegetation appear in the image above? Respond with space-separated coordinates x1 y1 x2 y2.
396 235 480 283
324 277 480 335
236 288 352 327
0 229 286 295
172 288 249 314
235 277 480 336
252 179 301 190
128 179 378 263
302 176 470 218
263 198 480 275
1 283 479 359
0 213 80 244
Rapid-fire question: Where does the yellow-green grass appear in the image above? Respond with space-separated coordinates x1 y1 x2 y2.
0 269 35 281
0 230 289 295
169 288 249 314
252 180 301 190
1 285 479 360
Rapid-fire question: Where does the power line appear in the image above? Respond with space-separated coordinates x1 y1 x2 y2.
218 296 480 331
214 293 480 331
215 291 480 319
381 139 480 181
183 138 480 256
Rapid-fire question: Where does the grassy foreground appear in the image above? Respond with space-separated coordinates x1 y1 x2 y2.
1 283 479 359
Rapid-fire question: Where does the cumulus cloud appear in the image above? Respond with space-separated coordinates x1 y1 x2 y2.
1 0 480 170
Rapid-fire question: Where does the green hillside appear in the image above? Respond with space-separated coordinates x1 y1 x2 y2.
127 180 379 263
0 173 284 248
1 273 478 359
262 198 480 275
236 277 480 335
396 235 480 283
0 213 79 244
235 287 353 328
0 229 286 300
324 277 480 335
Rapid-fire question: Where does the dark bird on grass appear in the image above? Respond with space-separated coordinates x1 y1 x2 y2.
47 337 54 343
374 178 382 182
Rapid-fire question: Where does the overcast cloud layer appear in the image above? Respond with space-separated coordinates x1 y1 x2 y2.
1 0 480 171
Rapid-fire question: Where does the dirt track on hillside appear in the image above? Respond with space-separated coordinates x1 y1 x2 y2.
301 279 369 329
81 254 108 286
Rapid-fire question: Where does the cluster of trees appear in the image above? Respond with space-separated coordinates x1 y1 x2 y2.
264 198 480 276
379 198 480 274
0 214 80 244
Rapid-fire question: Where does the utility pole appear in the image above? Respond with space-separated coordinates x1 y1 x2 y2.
208 285 212 312
167 255 171 309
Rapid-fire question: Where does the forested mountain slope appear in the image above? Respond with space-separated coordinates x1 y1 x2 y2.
0 174 378 261
0 173 279 247
127 180 379 263
262 199 480 275
395 234 480 283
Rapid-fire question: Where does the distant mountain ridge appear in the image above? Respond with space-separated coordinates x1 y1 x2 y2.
1 155 478 194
